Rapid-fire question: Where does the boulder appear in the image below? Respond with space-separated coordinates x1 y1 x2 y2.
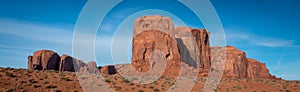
99 65 117 75
28 50 60 71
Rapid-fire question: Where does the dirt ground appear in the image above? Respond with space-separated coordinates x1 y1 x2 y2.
0 67 299 92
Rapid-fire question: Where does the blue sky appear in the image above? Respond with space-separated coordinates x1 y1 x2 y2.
0 0 299 80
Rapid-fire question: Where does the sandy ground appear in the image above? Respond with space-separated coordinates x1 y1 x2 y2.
0 67 299 92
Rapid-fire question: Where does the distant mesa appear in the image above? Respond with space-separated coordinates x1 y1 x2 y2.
27 50 117 75
27 15 280 80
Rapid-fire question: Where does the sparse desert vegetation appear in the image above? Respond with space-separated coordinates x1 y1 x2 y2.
1 67 300 92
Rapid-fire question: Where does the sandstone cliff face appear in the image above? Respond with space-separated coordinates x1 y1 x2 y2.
247 58 272 78
224 46 248 78
131 30 181 77
59 54 75 72
174 27 199 67
27 16 279 79
191 29 211 73
132 15 182 77
134 15 174 37
174 27 211 76
73 59 86 72
79 61 98 73
210 46 276 79
28 50 60 71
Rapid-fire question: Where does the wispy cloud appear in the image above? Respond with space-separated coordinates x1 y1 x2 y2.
225 27 295 47
0 18 73 45
0 18 75 67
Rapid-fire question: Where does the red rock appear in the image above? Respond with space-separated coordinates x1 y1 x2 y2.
132 29 181 77
99 65 117 75
223 46 248 78
80 61 98 73
247 58 272 78
59 54 75 72
73 59 86 71
191 29 211 75
174 27 211 76
210 46 279 79
174 27 199 67
28 50 60 71
133 15 174 37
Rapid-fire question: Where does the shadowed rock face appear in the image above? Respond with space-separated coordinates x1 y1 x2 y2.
174 27 211 75
28 50 60 71
174 27 199 68
191 29 211 72
73 59 86 71
59 54 75 72
99 65 117 75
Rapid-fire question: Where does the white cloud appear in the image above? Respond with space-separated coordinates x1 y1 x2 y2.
225 27 295 47
0 18 73 45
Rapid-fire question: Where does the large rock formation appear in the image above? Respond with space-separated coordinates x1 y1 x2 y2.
132 30 181 77
59 54 75 72
174 27 199 67
79 61 98 73
27 16 280 79
247 58 273 78
191 29 211 71
174 27 211 76
134 15 174 37
28 50 60 70
132 16 181 77
73 59 86 72
99 65 117 75
224 46 249 78
210 46 277 79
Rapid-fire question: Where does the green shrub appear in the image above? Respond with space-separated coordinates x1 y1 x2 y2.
129 83 134 86
104 79 111 83
114 86 121 90
142 84 147 88
33 85 41 88
153 88 160 92
149 86 155 89
123 79 130 83
5 72 17 78
45 85 57 89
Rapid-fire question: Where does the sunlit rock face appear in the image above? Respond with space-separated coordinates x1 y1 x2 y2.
133 15 174 38
27 15 280 79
